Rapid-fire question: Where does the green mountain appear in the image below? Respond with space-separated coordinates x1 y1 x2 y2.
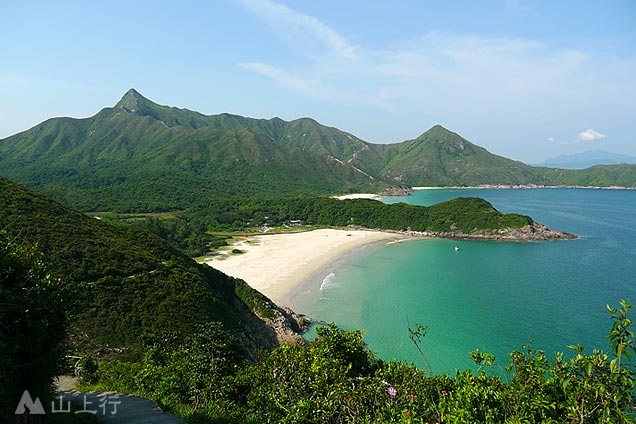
368 125 547 186
117 89 376 167
1 89 634 214
538 163 636 187
0 90 381 211
0 176 305 356
112 89 386 180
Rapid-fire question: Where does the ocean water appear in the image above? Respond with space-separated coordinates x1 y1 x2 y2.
290 189 636 374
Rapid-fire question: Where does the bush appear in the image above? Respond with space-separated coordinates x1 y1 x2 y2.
85 302 636 423
0 234 66 422
78 356 99 385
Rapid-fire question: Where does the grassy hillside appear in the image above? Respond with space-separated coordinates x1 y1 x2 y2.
0 176 302 355
1 89 634 216
539 164 636 187
371 125 549 186
116 90 376 166
158 97 636 189
0 111 379 212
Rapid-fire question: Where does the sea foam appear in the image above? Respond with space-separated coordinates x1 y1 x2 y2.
319 272 337 290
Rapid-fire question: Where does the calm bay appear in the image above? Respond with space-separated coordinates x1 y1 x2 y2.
290 188 636 374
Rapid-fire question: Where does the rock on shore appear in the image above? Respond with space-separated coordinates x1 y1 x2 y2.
381 186 412 196
403 222 576 242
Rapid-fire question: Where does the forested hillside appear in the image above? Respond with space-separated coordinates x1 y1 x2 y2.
538 164 636 187
185 196 533 234
0 90 382 212
1 89 634 215
370 125 548 186
0 176 304 356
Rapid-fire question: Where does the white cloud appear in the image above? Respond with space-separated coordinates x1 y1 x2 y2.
240 61 390 109
233 0 357 60
235 0 635 151
236 1 614 106
546 130 607 146
240 62 326 98
576 129 607 142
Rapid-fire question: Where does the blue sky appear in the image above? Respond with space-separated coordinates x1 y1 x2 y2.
1 0 634 163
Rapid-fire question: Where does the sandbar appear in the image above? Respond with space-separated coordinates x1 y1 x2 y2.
202 229 402 306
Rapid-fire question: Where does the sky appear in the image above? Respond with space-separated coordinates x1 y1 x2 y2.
1 0 634 163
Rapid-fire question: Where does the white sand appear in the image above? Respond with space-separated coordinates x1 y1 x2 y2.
203 229 402 305
332 193 380 200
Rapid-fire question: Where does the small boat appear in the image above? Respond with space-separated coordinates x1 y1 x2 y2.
454 246 460 251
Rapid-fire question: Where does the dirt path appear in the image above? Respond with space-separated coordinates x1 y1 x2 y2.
57 390 185 424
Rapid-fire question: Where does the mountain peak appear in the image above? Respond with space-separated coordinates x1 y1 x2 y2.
431 124 448 131
421 124 454 137
115 88 152 111
412 124 462 143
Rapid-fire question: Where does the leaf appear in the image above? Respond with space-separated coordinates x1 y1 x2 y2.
609 358 618 373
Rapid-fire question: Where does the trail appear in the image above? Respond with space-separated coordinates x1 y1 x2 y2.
56 390 184 424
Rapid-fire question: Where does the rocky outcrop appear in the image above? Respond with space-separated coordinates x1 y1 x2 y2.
491 223 577 241
267 306 311 345
381 186 412 196
232 294 310 361
401 222 576 241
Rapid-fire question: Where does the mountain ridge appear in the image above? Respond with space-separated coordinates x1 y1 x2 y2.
0 93 383 211
539 150 636 169
1 89 635 212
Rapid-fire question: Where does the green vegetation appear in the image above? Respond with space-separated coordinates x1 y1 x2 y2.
85 212 228 257
370 125 550 187
0 91 381 212
0 176 293 358
81 303 636 423
134 216 228 257
186 196 532 234
538 164 636 188
1 89 634 215
2 87 632 422
0 174 529 359
0 232 66 422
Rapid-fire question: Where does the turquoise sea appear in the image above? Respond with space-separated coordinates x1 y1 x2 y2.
289 189 636 374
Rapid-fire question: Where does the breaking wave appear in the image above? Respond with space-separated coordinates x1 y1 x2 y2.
319 272 338 290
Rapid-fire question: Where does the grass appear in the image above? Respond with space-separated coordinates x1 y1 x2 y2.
87 211 183 222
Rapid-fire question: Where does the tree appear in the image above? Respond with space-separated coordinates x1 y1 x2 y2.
0 233 66 422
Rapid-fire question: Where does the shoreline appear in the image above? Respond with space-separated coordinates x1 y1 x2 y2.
411 184 636 190
201 188 589 307
201 229 403 306
337 185 636 200
200 221 574 306
332 184 636 200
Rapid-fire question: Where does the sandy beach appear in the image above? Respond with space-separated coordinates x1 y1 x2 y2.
332 193 380 200
202 229 402 305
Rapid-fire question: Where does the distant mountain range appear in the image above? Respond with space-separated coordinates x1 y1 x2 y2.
539 150 636 170
1 89 635 212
